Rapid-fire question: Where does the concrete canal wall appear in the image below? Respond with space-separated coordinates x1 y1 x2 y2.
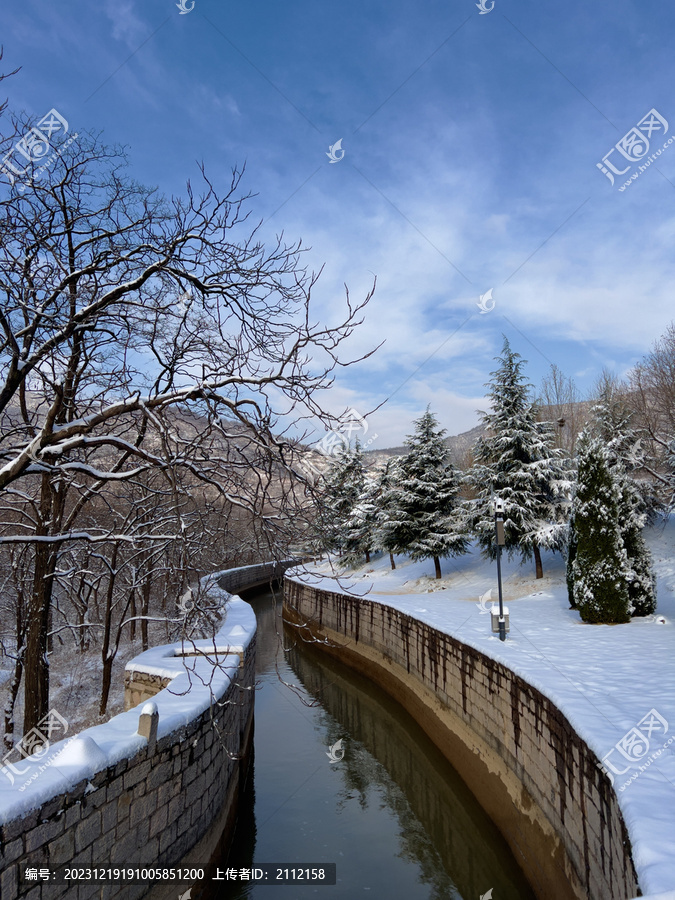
283 576 642 900
0 561 292 900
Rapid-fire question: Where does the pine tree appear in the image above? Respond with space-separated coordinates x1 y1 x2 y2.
590 382 657 616
374 458 404 569
570 432 631 624
341 475 379 567
384 408 467 579
467 338 570 578
318 441 366 555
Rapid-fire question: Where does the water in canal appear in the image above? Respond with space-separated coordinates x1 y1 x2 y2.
219 588 537 900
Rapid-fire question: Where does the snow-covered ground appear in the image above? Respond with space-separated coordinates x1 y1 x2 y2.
299 518 675 900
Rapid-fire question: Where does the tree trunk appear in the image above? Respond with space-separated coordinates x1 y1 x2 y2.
141 573 151 652
23 475 63 734
434 556 442 580
4 579 25 751
141 569 153 650
3 652 23 752
99 655 113 719
24 549 56 733
389 553 396 570
99 543 118 717
533 545 543 579
365 550 370 563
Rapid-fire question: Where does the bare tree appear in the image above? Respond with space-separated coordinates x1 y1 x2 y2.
627 322 675 506
0 47 19 124
0 124 376 734
538 364 586 455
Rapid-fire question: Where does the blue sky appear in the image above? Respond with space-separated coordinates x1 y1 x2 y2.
2 0 675 447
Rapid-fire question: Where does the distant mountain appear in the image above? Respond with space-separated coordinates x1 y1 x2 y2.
364 423 484 470
364 401 594 471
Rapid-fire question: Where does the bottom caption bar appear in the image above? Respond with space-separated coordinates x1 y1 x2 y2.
42 864 336 885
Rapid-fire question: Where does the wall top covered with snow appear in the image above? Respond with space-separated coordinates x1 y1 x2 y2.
0 590 255 827
0 559 278 900
0 557 298 827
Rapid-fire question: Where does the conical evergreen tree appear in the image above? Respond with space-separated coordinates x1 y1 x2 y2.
318 441 366 555
467 338 570 578
590 384 657 616
340 474 379 567
374 458 404 569
570 432 631 624
385 408 467 579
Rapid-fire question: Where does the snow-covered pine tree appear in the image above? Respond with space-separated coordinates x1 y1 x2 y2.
388 408 467 579
467 338 570 578
591 372 661 520
590 379 657 616
340 475 379 567
374 457 404 569
317 441 366 555
570 431 631 624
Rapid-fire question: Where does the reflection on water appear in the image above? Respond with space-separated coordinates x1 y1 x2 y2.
217 588 536 900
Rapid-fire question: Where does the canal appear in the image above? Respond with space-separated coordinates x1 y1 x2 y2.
218 587 537 900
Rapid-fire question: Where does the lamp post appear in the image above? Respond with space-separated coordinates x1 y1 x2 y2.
494 498 506 642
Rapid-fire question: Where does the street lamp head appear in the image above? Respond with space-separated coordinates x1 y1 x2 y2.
493 498 505 515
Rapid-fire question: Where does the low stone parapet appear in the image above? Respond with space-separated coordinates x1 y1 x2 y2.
0 559 290 900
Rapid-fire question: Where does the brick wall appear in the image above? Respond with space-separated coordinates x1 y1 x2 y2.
284 577 641 900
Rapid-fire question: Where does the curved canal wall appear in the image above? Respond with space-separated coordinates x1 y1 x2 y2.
283 575 642 900
0 560 293 900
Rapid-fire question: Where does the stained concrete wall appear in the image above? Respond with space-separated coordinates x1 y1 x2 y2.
284 577 641 900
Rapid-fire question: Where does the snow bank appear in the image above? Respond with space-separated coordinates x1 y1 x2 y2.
291 518 675 899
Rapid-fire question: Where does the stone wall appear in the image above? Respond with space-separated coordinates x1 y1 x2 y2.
283 577 641 900
0 559 292 900
214 559 299 596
